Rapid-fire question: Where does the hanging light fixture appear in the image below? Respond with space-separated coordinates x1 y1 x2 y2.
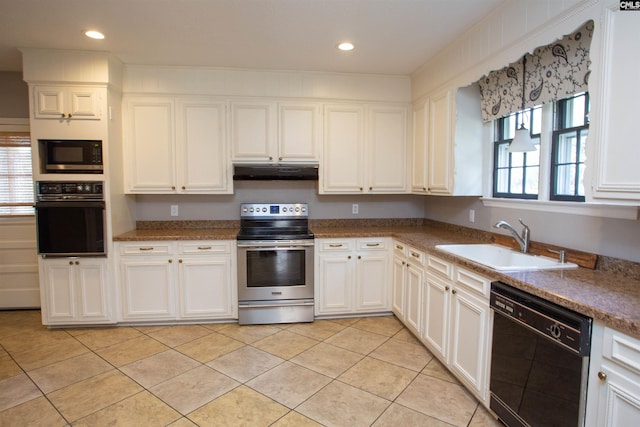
509 56 537 152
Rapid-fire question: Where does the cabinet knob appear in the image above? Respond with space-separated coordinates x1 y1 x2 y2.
348 256 351 259
452 289 457 295
269 156 273 160
279 157 283 161
179 259 183 263
75 261 80 265
168 259 172 263
369 187 372 191
68 113 73 118
360 187 363 191
171 186 176 190
358 255 362 260
61 113 67 118
445 286 450 291
423 187 426 191
69 260 74 265
402 261 405 265
598 371 607 381
181 186 186 190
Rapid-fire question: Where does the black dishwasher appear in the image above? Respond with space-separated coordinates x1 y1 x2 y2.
489 281 592 427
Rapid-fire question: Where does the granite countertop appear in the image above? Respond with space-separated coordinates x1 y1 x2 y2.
114 222 640 339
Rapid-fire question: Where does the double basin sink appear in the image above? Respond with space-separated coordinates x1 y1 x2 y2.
435 244 578 271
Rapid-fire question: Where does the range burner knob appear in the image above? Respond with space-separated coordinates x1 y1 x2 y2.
262 207 267 212
301 206 307 212
282 207 288 212
249 208 254 212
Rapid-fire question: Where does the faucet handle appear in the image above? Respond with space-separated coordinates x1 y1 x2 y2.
518 218 529 229
548 249 566 263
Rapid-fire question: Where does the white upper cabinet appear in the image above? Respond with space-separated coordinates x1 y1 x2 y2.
412 84 483 196
33 85 102 120
321 103 409 194
587 3 640 203
231 101 321 163
124 96 232 194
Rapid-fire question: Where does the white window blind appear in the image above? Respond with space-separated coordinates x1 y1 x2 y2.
0 132 34 216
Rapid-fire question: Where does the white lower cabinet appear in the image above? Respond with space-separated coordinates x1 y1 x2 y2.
390 241 424 335
421 255 492 402
315 238 390 316
39 257 112 325
116 241 236 322
586 323 640 427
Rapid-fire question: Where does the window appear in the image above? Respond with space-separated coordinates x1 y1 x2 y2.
493 107 541 199
492 93 589 203
0 132 34 216
551 92 589 201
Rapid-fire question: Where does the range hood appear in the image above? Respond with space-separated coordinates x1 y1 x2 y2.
233 164 319 181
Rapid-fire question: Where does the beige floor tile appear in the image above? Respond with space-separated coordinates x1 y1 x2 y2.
297 381 390 426
290 342 363 378
0 353 22 381
167 417 199 426
286 320 346 341
373 403 453 426
391 327 422 345
187 385 288 426
422 357 459 383
74 326 142 350
327 317 363 326
0 373 41 411
150 365 239 415
47 370 143 422
396 374 478 427
0 328 75 354
352 316 404 337
134 325 170 334
96 335 169 367
252 330 319 359
0 396 66 427
147 324 212 347
27 352 113 394
338 356 417 400
201 322 235 332
370 337 434 371
10 338 89 371
246 361 331 409
207 346 284 383
120 349 201 388
217 323 282 344
271 411 323 426
324 326 388 355
469 405 503 426
73 390 181 427
176 332 245 363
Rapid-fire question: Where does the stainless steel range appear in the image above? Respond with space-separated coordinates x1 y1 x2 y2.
237 203 314 325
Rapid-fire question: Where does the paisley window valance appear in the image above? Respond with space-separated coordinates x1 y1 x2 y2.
479 20 594 122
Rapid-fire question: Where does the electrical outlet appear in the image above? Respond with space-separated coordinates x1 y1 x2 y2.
170 205 179 217
469 209 475 223
352 204 359 215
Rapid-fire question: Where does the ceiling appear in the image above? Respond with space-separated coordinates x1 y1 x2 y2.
0 0 504 75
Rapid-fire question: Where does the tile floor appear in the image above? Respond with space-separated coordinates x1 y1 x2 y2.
0 310 503 426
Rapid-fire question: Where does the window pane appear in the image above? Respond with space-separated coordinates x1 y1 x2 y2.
579 129 588 163
525 144 540 166
557 133 577 164
531 107 542 135
556 164 577 195
511 152 524 168
504 114 516 140
577 164 585 196
510 167 524 194
496 143 510 168
525 166 539 194
496 169 509 193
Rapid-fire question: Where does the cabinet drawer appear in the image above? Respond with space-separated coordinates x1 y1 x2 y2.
427 255 452 278
178 241 232 254
406 246 426 266
119 242 172 255
357 238 387 251
393 241 407 256
318 240 354 252
455 268 490 299
603 327 640 375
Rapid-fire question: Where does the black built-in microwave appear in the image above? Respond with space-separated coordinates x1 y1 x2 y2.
39 139 103 173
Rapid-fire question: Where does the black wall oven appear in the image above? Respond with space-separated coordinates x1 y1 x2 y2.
35 182 106 257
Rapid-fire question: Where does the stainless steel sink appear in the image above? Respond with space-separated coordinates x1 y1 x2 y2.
435 244 578 271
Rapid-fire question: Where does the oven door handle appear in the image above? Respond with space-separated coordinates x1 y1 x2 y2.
237 242 315 249
35 201 105 209
239 301 315 309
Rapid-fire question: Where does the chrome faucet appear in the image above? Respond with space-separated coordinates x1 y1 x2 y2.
494 218 530 253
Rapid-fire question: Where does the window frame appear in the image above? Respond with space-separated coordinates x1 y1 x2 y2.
0 120 34 218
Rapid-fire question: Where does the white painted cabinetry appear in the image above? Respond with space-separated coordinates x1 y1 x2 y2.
116 241 237 322
124 96 231 194
230 101 321 163
33 85 102 120
321 104 409 194
390 240 424 336
39 257 112 325
586 323 640 427
315 238 390 316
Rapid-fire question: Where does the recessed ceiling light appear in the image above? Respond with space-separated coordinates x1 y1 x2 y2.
337 42 354 51
84 30 105 40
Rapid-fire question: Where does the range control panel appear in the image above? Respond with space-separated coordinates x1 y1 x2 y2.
240 203 308 218
37 181 104 200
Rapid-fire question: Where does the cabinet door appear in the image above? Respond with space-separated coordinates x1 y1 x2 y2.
34 87 65 118
411 102 429 193
367 106 408 193
316 253 354 315
177 100 231 193
231 101 275 162
75 258 110 321
449 287 490 400
404 262 423 335
125 98 176 193
355 252 389 312
120 257 176 320
423 272 451 360
178 256 236 319
428 88 453 194
41 259 76 322
278 102 321 162
68 88 100 119
33 86 100 120
321 104 365 193
392 254 406 319
594 364 640 427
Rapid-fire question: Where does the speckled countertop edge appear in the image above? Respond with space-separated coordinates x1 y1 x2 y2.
114 220 640 339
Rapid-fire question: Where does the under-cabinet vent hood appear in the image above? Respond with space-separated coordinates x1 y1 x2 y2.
233 164 319 181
